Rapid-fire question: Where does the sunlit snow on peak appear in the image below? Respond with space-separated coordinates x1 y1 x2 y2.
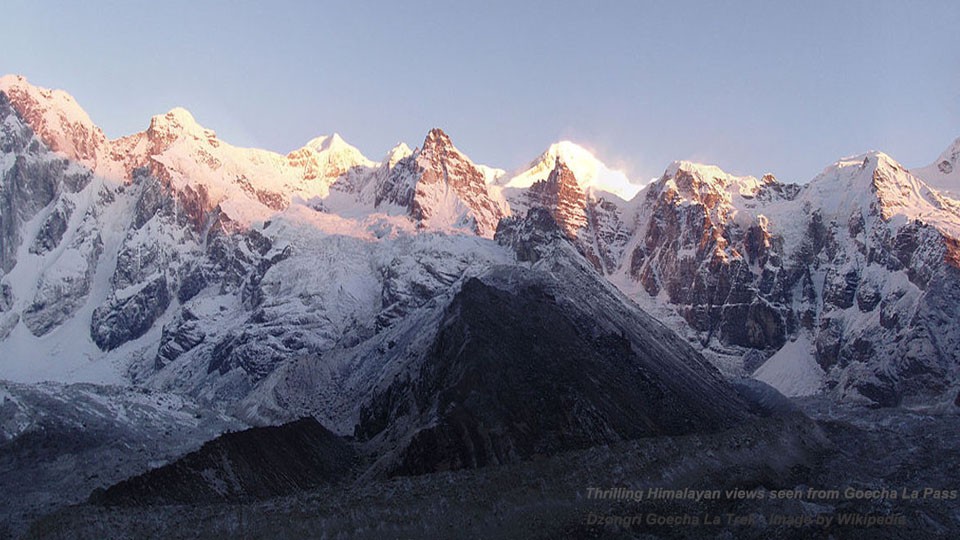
504 140 642 200
306 133 350 152
149 107 215 140
384 142 413 168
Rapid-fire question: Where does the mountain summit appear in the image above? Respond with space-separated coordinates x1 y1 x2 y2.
914 137 960 198
374 128 509 237
0 74 107 167
504 140 641 200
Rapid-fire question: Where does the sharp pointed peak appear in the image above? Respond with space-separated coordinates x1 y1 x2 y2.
389 141 412 154
306 132 354 153
426 127 449 139
423 127 455 149
0 74 61 98
503 140 640 200
525 141 600 173
419 127 479 165
0 73 97 126
295 132 375 172
384 142 413 168
551 155 572 171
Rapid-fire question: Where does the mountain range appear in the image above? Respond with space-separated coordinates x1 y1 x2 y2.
2 74 960 537
2 74 958 411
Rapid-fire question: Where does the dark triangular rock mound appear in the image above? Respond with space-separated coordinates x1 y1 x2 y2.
90 417 356 506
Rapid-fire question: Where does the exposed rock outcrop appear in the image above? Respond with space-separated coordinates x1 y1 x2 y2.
376 129 508 237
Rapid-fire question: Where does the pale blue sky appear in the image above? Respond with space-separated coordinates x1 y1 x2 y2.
2 0 958 185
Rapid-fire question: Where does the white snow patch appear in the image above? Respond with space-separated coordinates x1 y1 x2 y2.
753 335 824 397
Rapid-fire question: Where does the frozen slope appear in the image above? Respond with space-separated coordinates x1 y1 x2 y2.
914 137 960 199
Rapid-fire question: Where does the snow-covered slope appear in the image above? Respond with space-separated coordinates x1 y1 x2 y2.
914 137 960 199
752 334 823 397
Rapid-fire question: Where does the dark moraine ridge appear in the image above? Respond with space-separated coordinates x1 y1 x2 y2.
89 417 357 506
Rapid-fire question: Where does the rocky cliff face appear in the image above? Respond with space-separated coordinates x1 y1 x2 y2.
512 158 633 274
616 155 960 406
0 87 105 341
625 162 800 352
375 129 508 237
525 158 589 236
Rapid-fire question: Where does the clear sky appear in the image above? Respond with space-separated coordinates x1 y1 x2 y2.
2 0 958 185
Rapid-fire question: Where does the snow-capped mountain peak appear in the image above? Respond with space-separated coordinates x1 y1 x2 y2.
913 137 960 198
504 140 641 201
800 151 960 238
4 73 960 414
422 127 452 148
411 128 506 184
798 151 891 216
304 132 372 165
296 132 375 175
418 128 475 167
384 142 413 169
663 160 735 192
648 160 783 231
660 160 783 200
0 74 106 167
372 128 508 237
147 107 216 144
306 132 346 152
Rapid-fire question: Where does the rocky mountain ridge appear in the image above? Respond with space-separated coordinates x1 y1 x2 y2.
1 75 959 413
